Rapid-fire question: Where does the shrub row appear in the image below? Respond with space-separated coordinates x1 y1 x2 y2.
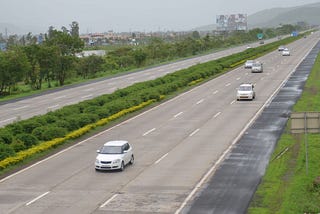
0 100 155 169
0 34 303 169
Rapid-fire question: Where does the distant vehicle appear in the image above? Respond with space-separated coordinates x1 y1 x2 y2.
278 46 285 51
95 140 134 171
246 46 251 49
259 40 264 44
236 83 255 101
282 48 290 56
244 60 254 69
251 61 263 73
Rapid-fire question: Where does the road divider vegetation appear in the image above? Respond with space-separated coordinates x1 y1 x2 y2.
0 34 305 172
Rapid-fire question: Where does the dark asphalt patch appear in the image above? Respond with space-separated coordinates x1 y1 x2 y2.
184 41 320 214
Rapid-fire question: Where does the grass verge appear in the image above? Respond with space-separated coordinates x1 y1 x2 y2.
248 47 320 213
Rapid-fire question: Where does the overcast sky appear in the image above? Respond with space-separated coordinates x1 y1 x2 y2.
1 0 319 34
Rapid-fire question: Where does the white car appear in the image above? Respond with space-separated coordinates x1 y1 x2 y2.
278 46 285 51
95 140 134 171
282 48 290 56
251 61 263 73
237 83 255 101
244 60 254 69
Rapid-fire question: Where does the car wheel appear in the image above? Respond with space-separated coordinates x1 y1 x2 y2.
129 155 134 165
120 161 124 171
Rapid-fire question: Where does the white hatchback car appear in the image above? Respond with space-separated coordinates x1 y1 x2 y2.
282 48 290 56
237 83 255 101
244 60 254 69
95 140 134 171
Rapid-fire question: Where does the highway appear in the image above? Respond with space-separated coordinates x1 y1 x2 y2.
0 37 280 127
0 32 319 214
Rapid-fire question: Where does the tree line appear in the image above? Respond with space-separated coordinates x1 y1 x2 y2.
0 22 304 96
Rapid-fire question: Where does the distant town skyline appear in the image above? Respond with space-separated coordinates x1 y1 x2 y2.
1 0 319 35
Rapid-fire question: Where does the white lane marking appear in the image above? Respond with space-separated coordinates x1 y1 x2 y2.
174 112 184 118
81 94 93 99
53 95 66 100
26 191 50 206
143 128 156 136
155 153 169 164
213 90 218 95
83 88 94 92
48 104 59 109
236 77 241 80
175 47 313 214
245 73 249 75
225 83 231 87
100 194 118 208
13 105 29 111
189 129 200 137
213 112 221 118
261 77 264 80
230 100 236 105
0 117 16 124
196 99 204 105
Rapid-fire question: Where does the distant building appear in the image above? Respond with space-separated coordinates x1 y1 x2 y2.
216 14 248 32
76 50 106 58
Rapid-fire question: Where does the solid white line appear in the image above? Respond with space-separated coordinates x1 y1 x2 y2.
13 105 29 111
155 153 169 164
213 112 221 118
48 104 59 109
230 100 236 105
175 44 313 214
81 94 93 99
225 83 231 87
143 128 156 136
53 95 66 100
174 112 184 118
189 129 200 137
196 99 204 105
26 191 50 206
213 90 218 95
0 117 16 123
100 194 118 208
236 77 241 80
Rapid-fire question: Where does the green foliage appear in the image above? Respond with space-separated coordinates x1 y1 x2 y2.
0 129 13 145
0 143 15 161
15 133 39 148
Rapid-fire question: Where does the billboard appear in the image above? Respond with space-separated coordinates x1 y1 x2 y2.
216 14 248 31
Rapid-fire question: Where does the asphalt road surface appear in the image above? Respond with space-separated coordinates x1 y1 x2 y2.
0 33 319 214
0 37 280 127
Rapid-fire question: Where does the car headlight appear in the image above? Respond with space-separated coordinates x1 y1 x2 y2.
113 159 121 164
95 159 100 164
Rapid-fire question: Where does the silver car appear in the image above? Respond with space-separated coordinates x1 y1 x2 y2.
95 140 134 171
237 83 255 101
244 60 254 69
251 62 263 73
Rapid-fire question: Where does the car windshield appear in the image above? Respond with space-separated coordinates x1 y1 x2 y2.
239 86 252 91
246 60 253 63
252 63 261 67
100 146 122 154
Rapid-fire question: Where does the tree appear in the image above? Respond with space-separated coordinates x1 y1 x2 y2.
0 48 31 94
192 31 200 39
78 55 104 78
70 21 80 38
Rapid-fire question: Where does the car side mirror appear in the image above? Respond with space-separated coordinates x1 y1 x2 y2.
96 150 100 153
